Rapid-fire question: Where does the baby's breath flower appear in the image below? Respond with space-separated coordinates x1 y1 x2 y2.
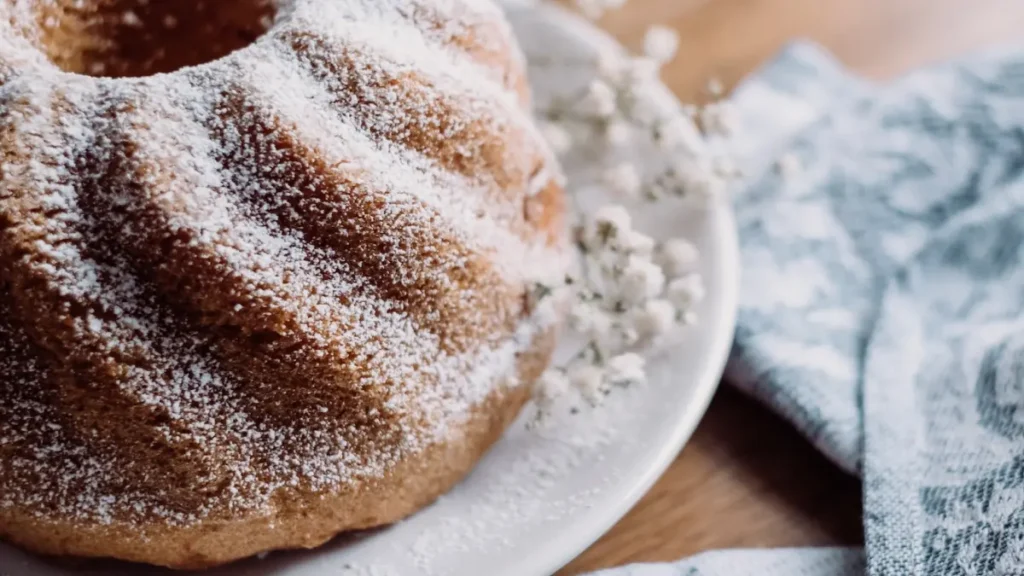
582 79 618 118
658 238 700 278
674 166 728 202
597 56 658 100
606 353 646 386
602 119 632 146
568 301 597 331
614 323 638 344
643 26 680 64
570 364 607 402
617 85 664 126
700 101 740 136
616 229 655 258
590 312 616 341
632 298 676 339
620 57 660 87
654 115 704 154
590 204 633 243
603 163 643 199
569 302 613 340
525 3 742 417
619 255 665 304
667 273 706 309
534 369 570 410
596 52 626 84
593 245 627 276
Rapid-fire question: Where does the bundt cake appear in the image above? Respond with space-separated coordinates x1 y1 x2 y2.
0 0 566 569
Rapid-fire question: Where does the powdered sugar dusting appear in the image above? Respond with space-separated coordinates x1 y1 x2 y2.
0 0 567 532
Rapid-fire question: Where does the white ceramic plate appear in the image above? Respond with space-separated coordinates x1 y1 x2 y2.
0 4 738 575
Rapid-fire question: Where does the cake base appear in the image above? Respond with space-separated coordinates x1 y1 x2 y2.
0 330 554 570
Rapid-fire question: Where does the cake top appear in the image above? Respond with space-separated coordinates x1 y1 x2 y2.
0 0 565 527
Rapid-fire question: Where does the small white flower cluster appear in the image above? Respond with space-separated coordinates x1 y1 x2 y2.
699 101 740 137
643 26 680 65
537 23 738 206
532 205 705 414
528 4 737 420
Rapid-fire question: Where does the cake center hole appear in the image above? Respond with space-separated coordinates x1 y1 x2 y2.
34 0 276 78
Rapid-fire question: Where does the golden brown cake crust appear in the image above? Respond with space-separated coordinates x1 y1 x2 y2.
0 330 556 570
0 0 566 568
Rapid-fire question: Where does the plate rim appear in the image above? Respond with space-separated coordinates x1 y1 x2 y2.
499 4 740 574
513 216 738 576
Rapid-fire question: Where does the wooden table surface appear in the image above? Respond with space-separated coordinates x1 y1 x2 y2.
557 1 1024 574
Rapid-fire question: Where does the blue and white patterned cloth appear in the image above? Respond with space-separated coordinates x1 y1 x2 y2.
591 41 1024 575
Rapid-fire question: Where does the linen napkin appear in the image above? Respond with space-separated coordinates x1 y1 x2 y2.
590 41 1024 576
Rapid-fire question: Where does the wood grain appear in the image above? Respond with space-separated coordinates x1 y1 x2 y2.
556 1 1024 574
